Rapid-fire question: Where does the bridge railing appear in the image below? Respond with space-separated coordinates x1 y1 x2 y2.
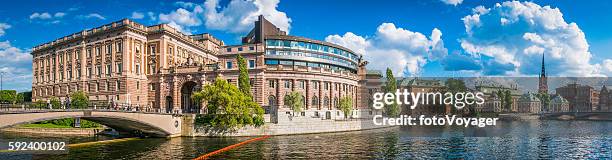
0 103 182 115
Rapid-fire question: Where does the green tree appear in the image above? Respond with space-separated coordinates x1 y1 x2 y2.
34 100 45 108
445 78 467 93
0 90 17 104
192 77 264 129
15 93 24 104
496 90 506 112
504 90 513 112
284 91 304 116
49 97 61 109
446 78 468 114
384 68 400 117
237 54 252 97
339 96 353 119
537 93 551 112
70 91 89 109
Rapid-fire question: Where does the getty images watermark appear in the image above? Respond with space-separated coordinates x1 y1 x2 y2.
371 89 499 127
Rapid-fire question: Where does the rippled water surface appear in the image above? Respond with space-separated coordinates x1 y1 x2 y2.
1 120 610 159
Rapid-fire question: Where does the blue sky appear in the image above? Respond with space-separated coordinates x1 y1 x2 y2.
1 0 612 91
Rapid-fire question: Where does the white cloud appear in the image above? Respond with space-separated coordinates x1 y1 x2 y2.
30 12 52 19
156 0 291 34
175 1 197 8
159 6 203 33
461 1 611 77
79 13 106 20
131 12 145 19
0 41 33 91
0 23 10 37
326 23 448 76
440 0 463 6
324 32 369 55
0 41 31 63
203 0 291 33
54 12 66 18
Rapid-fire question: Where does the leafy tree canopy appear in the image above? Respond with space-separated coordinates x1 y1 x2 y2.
193 77 264 129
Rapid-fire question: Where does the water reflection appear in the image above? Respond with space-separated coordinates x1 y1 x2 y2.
0 120 610 159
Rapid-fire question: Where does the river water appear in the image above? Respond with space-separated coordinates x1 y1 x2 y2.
1 120 610 159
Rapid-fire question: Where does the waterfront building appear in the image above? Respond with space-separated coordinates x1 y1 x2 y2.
550 94 570 112
31 16 368 120
474 82 521 112
31 19 222 108
362 70 384 115
397 78 449 115
556 83 599 112
518 92 541 113
598 86 612 111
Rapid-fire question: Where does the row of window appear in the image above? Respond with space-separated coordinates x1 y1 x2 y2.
36 63 123 83
225 46 256 52
35 80 123 97
264 59 355 73
268 95 348 108
265 50 357 68
225 59 256 69
265 39 359 62
268 80 355 92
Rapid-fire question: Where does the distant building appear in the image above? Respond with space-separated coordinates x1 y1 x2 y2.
518 92 541 113
474 82 521 113
556 83 599 112
598 86 612 111
397 78 449 115
550 94 570 112
538 54 548 94
362 70 384 115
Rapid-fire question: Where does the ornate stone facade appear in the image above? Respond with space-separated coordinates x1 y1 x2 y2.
32 16 368 117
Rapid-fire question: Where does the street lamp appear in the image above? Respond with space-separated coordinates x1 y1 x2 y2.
0 71 6 91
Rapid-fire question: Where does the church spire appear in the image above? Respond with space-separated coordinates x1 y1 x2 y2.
538 53 548 94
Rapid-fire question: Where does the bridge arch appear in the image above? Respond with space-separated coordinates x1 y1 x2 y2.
0 111 183 137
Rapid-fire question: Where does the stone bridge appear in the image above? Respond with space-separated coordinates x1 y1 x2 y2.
540 112 612 121
0 110 191 137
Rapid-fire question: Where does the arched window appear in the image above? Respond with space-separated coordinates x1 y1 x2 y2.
312 96 319 107
268 95 277 106
324 96 329 106
334 97 339 108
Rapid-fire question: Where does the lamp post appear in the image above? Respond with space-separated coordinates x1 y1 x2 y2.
0 71 5 91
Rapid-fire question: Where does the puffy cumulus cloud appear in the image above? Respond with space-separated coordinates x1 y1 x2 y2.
440 0 463 6
461 1 610 76
0 41 31 63
326 23 448 76
155 0 291 34
0 23 10 37
131 12 145 19
203 0 291 33
0 41 33 91
324 32 369 55
159 6 204 33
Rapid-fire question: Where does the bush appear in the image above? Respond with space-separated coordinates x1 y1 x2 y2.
50 97 61 109
70 91 89 109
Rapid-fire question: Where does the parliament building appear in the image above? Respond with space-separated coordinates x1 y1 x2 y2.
31 16 369 119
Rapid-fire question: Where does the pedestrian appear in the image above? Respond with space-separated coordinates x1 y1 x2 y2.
47 99 51 110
